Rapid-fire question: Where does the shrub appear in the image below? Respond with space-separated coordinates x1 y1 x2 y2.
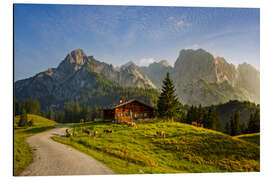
27 119 34 127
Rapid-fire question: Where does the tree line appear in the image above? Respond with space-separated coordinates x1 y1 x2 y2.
51 102 101 123
14 72 260 135
225 108 260 136
14 97 103 125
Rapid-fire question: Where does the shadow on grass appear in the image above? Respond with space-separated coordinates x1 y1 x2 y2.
51 132 66 137
23 126 56 134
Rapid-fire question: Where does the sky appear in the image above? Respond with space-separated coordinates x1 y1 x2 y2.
14 4 260 81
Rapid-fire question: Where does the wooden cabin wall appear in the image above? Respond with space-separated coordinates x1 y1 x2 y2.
114 101 153 121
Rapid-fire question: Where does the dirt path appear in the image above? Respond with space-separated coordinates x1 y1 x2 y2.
20 127 114 176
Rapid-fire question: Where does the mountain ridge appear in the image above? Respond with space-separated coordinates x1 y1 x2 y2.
15 48 260 108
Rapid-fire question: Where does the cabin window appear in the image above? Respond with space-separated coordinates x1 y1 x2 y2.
125 113 129 117
144 113 147 117
118 113 121 117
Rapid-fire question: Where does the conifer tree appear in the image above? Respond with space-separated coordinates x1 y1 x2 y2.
247 108 260 133
157 72 179 121
14 97 20 116
225 121 231 135
230 111 241 136
47 108 54 121
18 108 28 127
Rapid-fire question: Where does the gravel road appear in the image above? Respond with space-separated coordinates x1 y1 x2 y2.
20 127 114 176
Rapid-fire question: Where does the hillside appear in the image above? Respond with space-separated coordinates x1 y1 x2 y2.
234 133 260 146
53 121 259 173
14 114 58 175
213 100 259 130
15 49 157 110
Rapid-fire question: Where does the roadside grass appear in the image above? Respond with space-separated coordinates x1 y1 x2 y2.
14 114 58 175
233 133 260 146
52 121 259 174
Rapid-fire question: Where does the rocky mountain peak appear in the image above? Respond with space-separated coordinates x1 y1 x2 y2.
66 48 87 65
172 48 260 105
121 61 135 68
56 49 89 73
173 48 217 84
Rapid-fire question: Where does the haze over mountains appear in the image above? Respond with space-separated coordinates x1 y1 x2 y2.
15 48 260 108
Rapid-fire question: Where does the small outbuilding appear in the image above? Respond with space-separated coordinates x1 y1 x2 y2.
103 99 154 121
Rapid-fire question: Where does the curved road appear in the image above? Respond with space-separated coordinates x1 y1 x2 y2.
20 127 114 176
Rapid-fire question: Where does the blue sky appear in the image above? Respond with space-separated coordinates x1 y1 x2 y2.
14 4 260 81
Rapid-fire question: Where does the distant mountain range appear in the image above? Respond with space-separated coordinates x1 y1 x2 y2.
15 49 157 109
15 48 260 109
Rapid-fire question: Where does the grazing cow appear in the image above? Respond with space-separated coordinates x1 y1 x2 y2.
156 131 166 138
82 128 90 136
104 129 113 133
127 122 137 128
198 124 204 128
123 121 129 125
94 131 98 138
65 129 71 137
192 121 198 127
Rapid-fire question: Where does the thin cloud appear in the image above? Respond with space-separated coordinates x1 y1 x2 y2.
138 58 157 66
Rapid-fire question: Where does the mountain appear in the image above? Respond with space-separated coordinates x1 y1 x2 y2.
15 49 158 109
121 61 135 68
172 49 260 106
139 60 173 89
119 63 156 89
15 48 260 108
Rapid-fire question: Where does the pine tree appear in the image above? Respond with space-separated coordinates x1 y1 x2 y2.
247 108 260 133
225 121 231 135
64 103 73 123
48 108 54 121
157 72 179 121
185 105 194 124
240 122 247 134
234 111 241 135
74 102 81 122
18 108 28 127
14 97 20 116
230 111 241 136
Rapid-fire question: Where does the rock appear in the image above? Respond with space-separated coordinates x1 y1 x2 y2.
172 49 260 106
139 60 173 89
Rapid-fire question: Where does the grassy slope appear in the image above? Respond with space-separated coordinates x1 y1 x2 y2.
14 114 58 175
234 133 260 146
52 121 259 174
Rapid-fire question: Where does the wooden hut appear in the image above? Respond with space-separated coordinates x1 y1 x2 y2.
103 99 154 121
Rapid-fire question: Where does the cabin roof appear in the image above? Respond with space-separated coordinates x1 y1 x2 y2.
103 99 154 110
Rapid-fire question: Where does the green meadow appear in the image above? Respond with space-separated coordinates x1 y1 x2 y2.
14 114 58 175
52 121 260 174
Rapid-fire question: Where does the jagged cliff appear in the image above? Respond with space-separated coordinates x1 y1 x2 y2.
171 49 260 106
